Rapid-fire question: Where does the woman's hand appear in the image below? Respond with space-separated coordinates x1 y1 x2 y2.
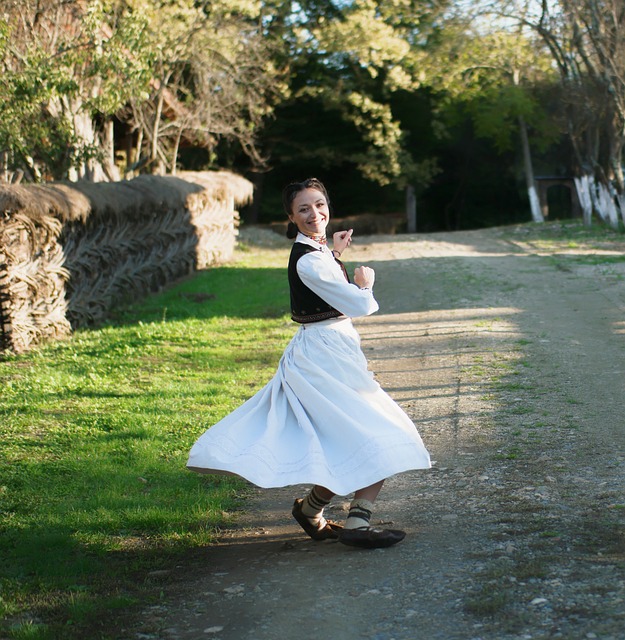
332 229 353 258
354 266 375 289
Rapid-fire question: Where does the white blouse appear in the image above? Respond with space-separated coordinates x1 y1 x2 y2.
295 233 379 319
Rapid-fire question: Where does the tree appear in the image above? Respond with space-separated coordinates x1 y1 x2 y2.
0 0 284 182
122 0 285 176
417 6 560 223
280 0 444 185
0 0 152 181
478 0 625 227
542 0 625 227
247 0 450 222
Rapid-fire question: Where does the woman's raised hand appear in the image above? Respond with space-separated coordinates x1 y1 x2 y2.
354 266 375 289
332 229 353 256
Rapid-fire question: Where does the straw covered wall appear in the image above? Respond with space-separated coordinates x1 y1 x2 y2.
0 171 252 353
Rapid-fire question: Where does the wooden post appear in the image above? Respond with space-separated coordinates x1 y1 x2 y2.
1 151 7 183
406 184 417 233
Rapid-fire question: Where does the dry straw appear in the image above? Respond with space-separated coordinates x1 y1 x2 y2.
0 171 253 353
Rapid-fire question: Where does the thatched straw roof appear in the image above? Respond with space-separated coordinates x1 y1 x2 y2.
0 183 92 223
176 171 254 206
0 171 253 223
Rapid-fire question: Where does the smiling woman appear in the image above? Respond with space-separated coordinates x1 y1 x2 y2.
187 177 431 549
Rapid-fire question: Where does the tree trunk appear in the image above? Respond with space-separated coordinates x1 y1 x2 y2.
74 110 107 182
519 115 543 223
132 128 144 177
50 95 109 182
171 127 183 175
593 180 620 229
151 90 165 164
102 118 120 182
574 175 593 227
610 136 625 226
405 184 417 233
616 192 625 227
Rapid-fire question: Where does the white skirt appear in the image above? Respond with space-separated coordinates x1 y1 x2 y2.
187 317 431 496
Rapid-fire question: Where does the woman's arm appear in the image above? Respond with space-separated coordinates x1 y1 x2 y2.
297 252 379 318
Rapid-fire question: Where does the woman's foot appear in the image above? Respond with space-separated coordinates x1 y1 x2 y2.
339 497 405 548
338 526 406 549
291 499 343 541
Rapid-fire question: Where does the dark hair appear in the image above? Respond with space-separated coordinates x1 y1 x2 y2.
282 178 330 239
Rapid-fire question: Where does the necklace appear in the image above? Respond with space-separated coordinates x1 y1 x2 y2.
302 232 327 245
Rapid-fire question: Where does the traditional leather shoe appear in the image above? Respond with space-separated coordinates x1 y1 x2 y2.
338 526 406 549
291 499 343 541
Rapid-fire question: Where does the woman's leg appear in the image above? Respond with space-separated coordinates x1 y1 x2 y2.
340 479 405 549
300 485 335 521
353 479 384 502
291 485 340 540
312 485 335 502
344 480 384 530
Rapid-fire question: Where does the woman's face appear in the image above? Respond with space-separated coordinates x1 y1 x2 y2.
288 188 329 237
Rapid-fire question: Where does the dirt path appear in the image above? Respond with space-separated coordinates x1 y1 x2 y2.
129 227 625 640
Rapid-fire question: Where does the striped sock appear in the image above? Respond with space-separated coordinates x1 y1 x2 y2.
344 499 374 530
300 486 331 526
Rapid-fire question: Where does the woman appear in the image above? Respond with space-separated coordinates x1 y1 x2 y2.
187 178 431 549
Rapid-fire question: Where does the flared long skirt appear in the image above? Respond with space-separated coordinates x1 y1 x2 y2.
187 317 430 496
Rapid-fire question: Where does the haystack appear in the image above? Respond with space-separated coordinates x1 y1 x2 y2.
0 171 252 353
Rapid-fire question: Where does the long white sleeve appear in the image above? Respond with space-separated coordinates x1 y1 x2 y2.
296 249 379 319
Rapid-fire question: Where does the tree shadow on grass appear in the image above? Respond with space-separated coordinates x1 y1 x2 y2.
0 452 243 638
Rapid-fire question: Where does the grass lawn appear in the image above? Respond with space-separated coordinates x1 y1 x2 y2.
0 242 294 639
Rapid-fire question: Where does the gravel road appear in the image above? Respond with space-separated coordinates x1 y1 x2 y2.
129 225 625 640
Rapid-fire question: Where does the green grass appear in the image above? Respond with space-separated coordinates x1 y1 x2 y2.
504 219 625 245
0 245 294 639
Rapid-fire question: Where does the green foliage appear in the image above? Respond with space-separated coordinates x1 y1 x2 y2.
0 246 293 638
0 26 72 178
259 0 451 188
0 0 581 232
419 17 560 148
124 0 284 171
469 83 558 153
81 2 154 114
0 0 153 179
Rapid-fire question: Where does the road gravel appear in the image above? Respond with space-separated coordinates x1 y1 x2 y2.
129 226 625 640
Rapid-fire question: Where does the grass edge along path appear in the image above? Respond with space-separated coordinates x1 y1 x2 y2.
0 243 293 640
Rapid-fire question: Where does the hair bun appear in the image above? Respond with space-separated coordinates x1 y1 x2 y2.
286 221 298 239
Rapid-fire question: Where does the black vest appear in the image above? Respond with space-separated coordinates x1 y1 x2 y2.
288 243 349 323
